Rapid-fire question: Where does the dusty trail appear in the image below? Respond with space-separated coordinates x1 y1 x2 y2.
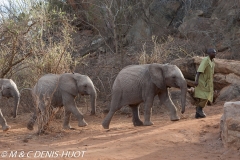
0 104 239 160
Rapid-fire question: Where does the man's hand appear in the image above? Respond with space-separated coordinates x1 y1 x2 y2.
194 80 198 87
195 72 201 87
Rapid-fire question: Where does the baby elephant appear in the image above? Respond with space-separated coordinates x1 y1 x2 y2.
102 63 187 129
27 73 97 132
0 79 20 131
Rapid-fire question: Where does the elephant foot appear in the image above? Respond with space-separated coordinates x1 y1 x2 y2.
102 121 110 129
90 110 96 115
63 124 75 130
63 126 76 130
37 125 48 135
133 120 143 126
27 122 34 130
2 125 11 131
103 108 109 113
42 124 48 131
78 119 88 127
37 129 46 135
143 121 154 126
170 115 180 121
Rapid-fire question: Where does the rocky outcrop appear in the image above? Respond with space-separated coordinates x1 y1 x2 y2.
72 0 240 60
126 0 240 59
220 101 240 149
125 0 184 44
171 56 240 102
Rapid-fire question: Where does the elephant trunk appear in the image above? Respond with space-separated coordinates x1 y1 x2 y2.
90 89 97 115
13 89 20 118
180 80 187 114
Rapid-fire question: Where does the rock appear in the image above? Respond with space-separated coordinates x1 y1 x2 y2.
220 101 240 149
215 85 240 103
213 73 230 90
170 58 196 81
148 0 182 29
125 0 184 44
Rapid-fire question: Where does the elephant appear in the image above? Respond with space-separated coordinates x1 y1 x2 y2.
27 73 97 132
102 63 187 129
0 79 20 131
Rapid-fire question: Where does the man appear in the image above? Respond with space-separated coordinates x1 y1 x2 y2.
194 48 216 118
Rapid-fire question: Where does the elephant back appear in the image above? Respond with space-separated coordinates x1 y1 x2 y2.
113 64 150 91
33 74 60 97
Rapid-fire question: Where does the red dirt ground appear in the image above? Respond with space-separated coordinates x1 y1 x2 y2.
0 104 240 160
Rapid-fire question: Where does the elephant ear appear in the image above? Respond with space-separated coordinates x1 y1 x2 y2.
73 73 83 86
148 63 166 89
73 73 81 80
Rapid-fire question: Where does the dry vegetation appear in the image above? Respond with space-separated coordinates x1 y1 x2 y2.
1 1 240 159
0 0 208 129
0 0 239 132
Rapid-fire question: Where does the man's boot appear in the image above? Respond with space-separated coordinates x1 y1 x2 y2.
195 106 206 118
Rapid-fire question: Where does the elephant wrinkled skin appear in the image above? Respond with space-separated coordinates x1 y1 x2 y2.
27 73 97 132
0 79 20 131
102 63 187 129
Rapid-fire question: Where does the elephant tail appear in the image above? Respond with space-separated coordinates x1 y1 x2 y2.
20 88 32 94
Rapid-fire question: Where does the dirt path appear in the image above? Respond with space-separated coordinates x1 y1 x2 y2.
0 104 239 160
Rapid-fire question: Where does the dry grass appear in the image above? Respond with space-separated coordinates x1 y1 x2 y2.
138 35 197 65
0 1 212 133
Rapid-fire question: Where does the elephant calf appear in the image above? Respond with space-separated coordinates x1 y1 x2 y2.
102 63 187 129
27 73 97 132
0 79 20 131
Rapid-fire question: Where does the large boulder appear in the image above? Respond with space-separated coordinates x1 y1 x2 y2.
215 85 240 103
124 0 240 58
125 0 184 44
178 0 240 58
220 101 240 149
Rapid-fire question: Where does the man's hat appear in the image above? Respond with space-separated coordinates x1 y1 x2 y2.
207 48 216 54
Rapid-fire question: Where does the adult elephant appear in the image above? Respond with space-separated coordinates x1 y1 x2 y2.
0 79 20 131
102 63 187 129
27 73 97 131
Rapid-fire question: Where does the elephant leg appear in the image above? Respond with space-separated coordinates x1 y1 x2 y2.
36 102 50 133
0 109 10 131
143 97 154 126
29 97 50 132
39 101 46 114
27 109 37 130
158 91 180 121
129 104 143 126
62 109 74 129
102 94 122 129
27 94 38 130
63 97 87 127
102 109 118 129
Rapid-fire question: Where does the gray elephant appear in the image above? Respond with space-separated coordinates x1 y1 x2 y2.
102 63 187 129
0 79 20 131
27 73 97 131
